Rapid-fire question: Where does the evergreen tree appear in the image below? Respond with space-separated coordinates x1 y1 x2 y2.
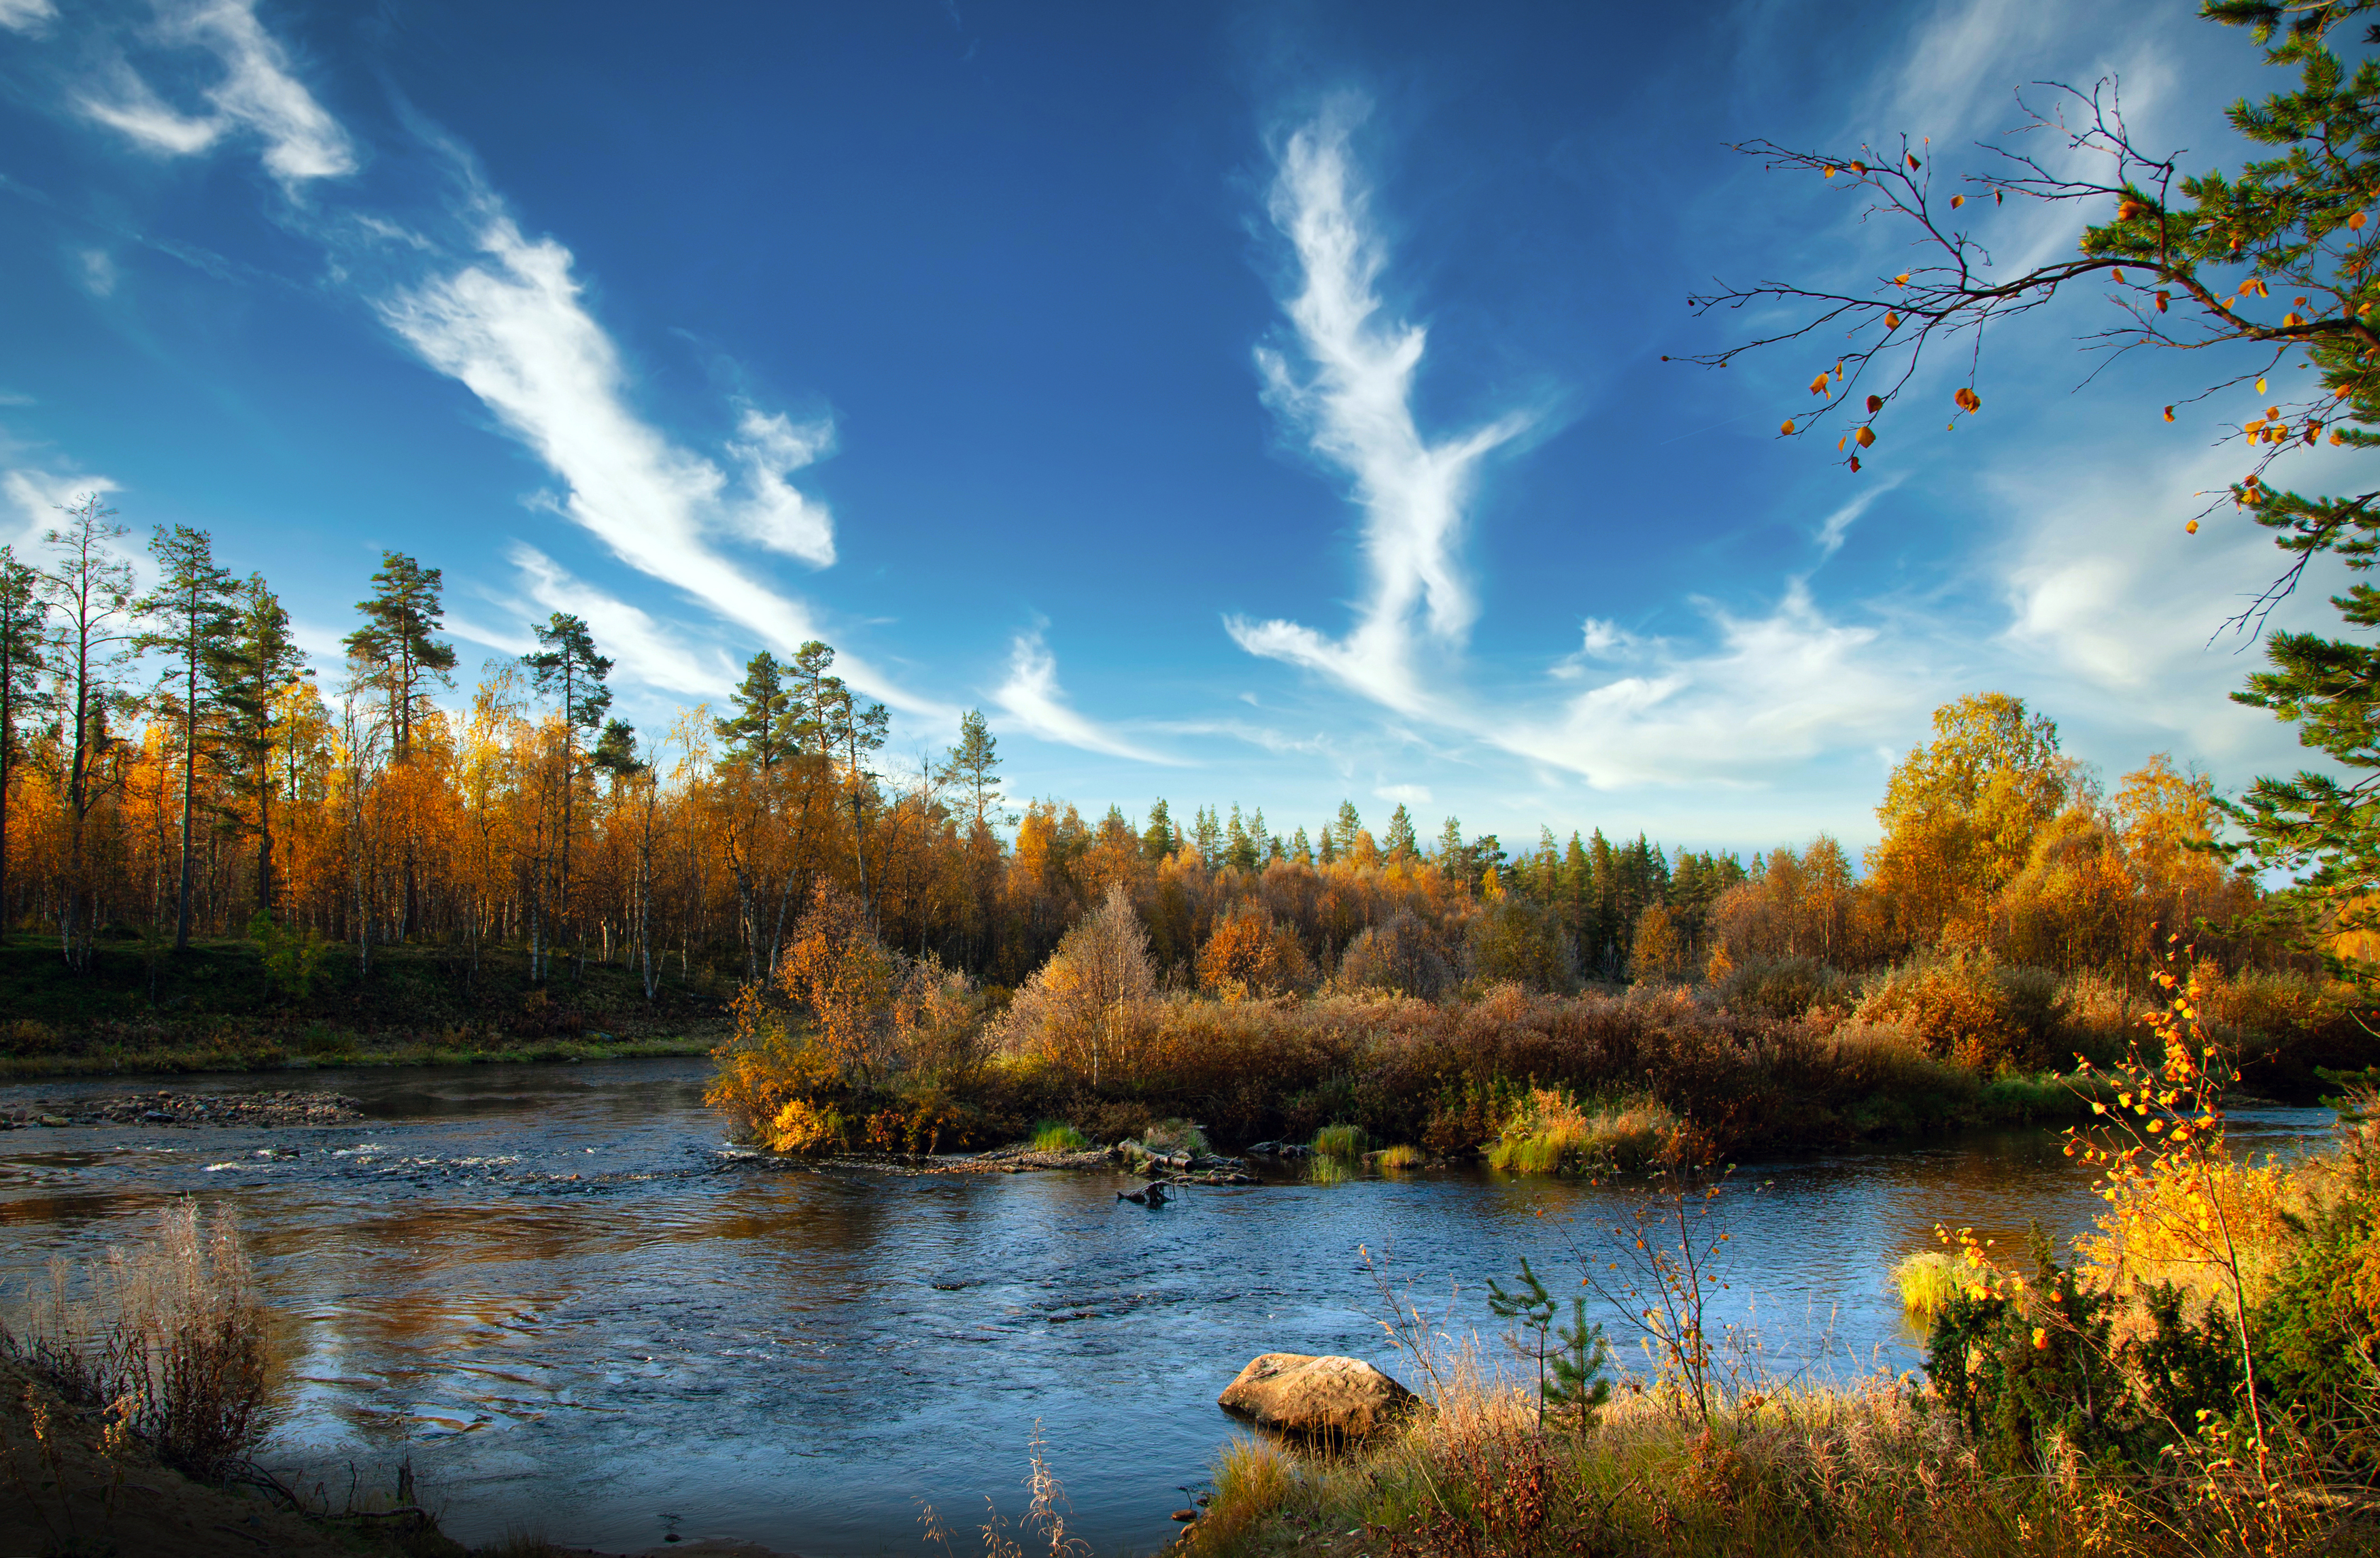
343 552 456 760
1142 799 1176 862
1289 825 1312 865
1333 800 1363 860
1249 806 1276 864
1318 822 1338 866
1225 804 1257 872
940 709 1003 830
592 717 644 790
1437 815 1468 881
1194 805 1224 869
524 611 615 964
206 575 309 916
715 651 796 770
1384 803 1418 860
136 525 239 951
0 547 47 934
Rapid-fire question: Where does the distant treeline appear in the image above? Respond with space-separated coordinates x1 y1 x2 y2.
0 505 2268 1003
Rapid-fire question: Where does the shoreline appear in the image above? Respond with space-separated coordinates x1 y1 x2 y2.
0 1033 719 1081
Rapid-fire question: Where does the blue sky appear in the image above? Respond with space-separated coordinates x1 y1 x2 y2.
0 0 2349 855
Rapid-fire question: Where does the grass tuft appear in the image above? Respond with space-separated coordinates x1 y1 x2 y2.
1029 1121 1092 1153
1312 1123 1370 1162
1373 1143 1424 1171
1892 1251 1966 1321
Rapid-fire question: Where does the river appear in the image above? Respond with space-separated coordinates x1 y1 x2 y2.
0 1059 2335 1555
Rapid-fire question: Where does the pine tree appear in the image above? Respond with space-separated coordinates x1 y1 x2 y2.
0 547 47 934
343 552 456 760
1195 805 1223 868
1384 803 1417 860
1142 800 1176 862
207 575 309 917
1333 800 1362 861
524 611 614 968
716 651 796 770
940 709 1003 831
1225 804 1257 872
136 526 239 951
1289 825 1312 866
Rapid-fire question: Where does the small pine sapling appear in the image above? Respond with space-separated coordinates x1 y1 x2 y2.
1488 1256 1613 1432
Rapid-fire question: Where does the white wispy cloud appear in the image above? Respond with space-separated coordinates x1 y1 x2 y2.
78 0 355 190
3 469 119 550
0 0 57 35
724 407 836 566
73 247 118 297
1226 97 1531 713
376 205 944 715
993 628 1177 762
1814 477 1901 561
505 543 740 698
1501 581 1928 789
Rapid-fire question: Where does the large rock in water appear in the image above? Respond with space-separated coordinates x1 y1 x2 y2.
1217 1353 1417 1438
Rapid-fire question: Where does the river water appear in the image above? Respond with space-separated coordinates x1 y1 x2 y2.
0 1060 2335 1555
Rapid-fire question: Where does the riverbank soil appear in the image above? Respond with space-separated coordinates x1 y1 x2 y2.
0 1357 464 1557
0 932 733 1077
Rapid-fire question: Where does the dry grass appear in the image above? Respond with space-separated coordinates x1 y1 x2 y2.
3 1200 271 1483
1892 1251 1965 1321
1183 1367 2373 1558
1373 1144 1424 1171
1485 1087 1681 1174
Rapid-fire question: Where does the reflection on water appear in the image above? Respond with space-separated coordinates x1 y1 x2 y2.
0 1060 2332 1556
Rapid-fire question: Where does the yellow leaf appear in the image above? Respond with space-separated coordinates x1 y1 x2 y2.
1893 273 1910 286
2339 386 2354 399
1884 311 1901 328
2156 290 2169 311
2267 405 2280 419
1780 419 1796 435
2257 377 2268 394
1856 425 1876 447
2285 312 2305 326
1824 165 1837 178
1950 194 1964 208
2164 406 2175 422
2186 519 2199 534
2354 211 2370 231
1810 374 1830 394
1837 437 1846 451
2112 268 2126 284
1850 160 1868 173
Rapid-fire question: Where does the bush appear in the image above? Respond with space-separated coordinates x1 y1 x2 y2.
1336 910 1456 998
1853 952 2064 1072
1712 955 1846 1019
1143 1117 1209 1155
4 1200 271 1483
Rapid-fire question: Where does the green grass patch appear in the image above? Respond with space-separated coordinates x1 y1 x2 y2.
1312 1123 1370 1162
1373 1143 1424 1170
1030 1120 1092 1152
1893 1251 1967 1321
